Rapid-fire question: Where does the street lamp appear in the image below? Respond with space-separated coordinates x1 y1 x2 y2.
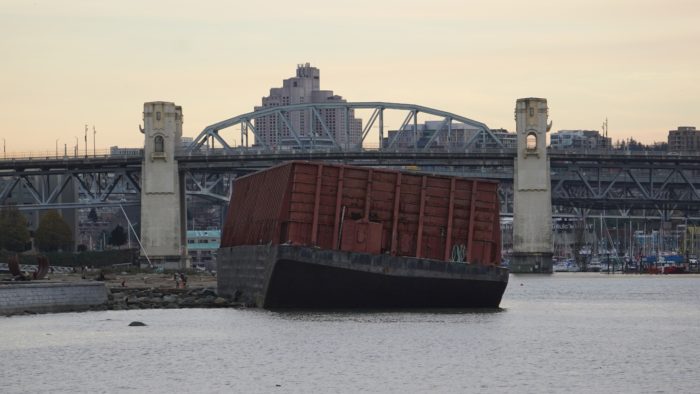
84 124 88 158
74 136 78 157
2 138 5 159
55 138 59 158
93 125 97 157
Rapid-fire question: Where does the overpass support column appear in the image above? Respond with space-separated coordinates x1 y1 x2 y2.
511 98 553 273
139 101 190 269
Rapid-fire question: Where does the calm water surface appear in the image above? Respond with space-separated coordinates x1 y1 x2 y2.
2 274 700 393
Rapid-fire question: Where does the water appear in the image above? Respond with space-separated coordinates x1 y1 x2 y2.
2 274 700 393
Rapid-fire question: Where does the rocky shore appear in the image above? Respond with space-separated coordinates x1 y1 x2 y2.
102 287 245 311
1 271 248 316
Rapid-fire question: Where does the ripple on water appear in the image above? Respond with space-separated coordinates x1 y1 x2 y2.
1 275 700 393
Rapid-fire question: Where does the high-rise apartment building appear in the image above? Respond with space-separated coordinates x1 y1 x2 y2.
254 63 362 148
668 126 699 152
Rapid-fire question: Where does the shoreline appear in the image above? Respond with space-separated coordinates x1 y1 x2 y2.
1 271 245 317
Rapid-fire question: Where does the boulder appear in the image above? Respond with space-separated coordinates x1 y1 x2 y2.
162 295 178 303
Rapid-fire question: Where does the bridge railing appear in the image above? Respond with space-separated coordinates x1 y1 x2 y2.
0 148 115 161
4 145 700 162
174 146 519 157
548 148 700 158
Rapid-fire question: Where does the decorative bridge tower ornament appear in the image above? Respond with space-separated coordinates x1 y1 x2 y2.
510 98 553 273
139 102 190 269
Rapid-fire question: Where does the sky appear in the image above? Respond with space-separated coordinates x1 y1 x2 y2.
1 0 698 153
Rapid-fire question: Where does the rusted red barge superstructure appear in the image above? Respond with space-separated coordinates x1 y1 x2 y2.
217 161 509 308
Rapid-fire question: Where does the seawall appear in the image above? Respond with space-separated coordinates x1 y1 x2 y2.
0 282 109 316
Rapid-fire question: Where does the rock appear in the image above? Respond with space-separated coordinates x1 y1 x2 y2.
214 297 227 305
128 321 147 326
200 289 218 298
162 295 178 303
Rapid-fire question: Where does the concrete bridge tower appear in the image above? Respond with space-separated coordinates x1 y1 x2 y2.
140 101 189 269
511 98 553 273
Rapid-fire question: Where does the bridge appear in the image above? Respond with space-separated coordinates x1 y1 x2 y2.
2 140 699 218
1 100 699 269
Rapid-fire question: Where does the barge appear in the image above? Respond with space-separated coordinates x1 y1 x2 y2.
217 161 508 308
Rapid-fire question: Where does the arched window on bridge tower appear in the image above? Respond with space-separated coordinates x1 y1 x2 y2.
526 132 537 151
154 135 164 153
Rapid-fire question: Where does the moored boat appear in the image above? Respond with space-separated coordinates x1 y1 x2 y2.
217 161 509 308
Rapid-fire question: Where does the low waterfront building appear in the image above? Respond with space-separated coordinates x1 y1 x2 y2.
384 122 516 149
186 230 220 268
549 130 611 150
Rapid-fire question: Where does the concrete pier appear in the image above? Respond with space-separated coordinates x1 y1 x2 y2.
511 98 553 273
140 102 190 269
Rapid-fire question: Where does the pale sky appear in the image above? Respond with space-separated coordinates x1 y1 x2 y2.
1 0 698 153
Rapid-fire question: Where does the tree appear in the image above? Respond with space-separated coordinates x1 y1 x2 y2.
109 225 128 249
0 205 31 252
34 210 73 252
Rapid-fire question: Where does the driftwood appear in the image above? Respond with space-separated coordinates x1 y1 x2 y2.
8 254 21 276
33 255 50 280
7 254 51 280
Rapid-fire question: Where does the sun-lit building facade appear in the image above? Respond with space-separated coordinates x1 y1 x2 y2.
254 63 362 148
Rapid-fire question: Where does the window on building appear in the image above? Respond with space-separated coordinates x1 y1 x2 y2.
154 136 164 153
526 133 537 150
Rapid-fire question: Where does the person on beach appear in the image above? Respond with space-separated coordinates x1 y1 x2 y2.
180 273 187 289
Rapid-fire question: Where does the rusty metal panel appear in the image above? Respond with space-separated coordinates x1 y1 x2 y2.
220 162 293 247
340 220 382 255
221 161 502 266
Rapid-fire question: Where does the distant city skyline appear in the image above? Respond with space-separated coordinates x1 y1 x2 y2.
1 0 698 152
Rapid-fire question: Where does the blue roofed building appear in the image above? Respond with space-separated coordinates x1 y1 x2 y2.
186 230 220 269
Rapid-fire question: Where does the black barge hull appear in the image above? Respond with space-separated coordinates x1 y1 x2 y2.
217 245 509 309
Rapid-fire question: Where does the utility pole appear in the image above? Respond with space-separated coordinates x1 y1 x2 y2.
84 124 88 158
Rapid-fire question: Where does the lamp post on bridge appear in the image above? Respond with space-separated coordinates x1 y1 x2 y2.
74 136 78 157
55 138 59 158
84 124 88 158
2 138 5 159
93 125 96 157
